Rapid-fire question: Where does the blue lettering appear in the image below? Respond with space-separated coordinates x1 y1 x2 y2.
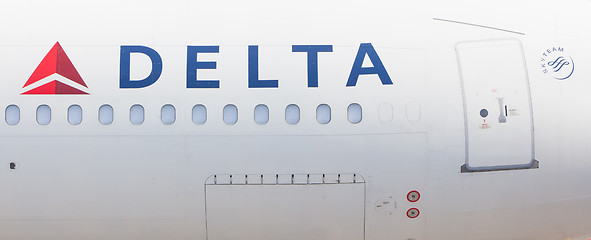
120 46 163 88
292 45 333 87
248 45 279 88
346 43 392 87
187 46 220 88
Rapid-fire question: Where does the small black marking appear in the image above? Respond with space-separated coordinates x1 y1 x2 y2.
9 162 16 170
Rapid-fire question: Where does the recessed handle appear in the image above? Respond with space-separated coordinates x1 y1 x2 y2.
498 98 507 123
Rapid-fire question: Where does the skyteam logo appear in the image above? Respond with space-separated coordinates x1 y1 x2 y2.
22 42 89 95
540 47 574 80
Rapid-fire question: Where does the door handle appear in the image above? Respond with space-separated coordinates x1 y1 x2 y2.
498 98 507 123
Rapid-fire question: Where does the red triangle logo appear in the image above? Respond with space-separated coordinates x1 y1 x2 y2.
22 80 89 95
22 42 89 95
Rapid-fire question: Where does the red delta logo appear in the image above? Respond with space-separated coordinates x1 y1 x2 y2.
22 42 89 95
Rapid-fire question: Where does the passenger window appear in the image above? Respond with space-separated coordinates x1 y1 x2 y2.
254 104 269 125
161 104 175 125
348 103 362 124
68 105 83 125
36 105 51 125
5 105 20 125
223 104 238 125
99 104 113 125
130 104 144 125
192 104 207 125
316 104 331 124
285 104 300 125
378 103 392 122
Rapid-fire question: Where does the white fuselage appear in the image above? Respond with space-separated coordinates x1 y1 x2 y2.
1 0 591 240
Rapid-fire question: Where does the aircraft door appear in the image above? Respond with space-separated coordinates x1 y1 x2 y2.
456 39 537 172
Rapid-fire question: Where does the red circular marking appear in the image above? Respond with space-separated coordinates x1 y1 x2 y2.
407 190 420 202
407 208 420 218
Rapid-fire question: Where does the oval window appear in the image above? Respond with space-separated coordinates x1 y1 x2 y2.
5 105 20 125
161 104 176 125
36 105 51 125
348 103 362 124
223 104 238 125
285 104 300 125
254 104 269 125
99 104 114 125
130 104 144 125
316 104 331 124
68 105 83 125
192 105 207 125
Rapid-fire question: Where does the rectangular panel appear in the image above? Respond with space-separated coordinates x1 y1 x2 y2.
206 179 365 240
457 39 535 170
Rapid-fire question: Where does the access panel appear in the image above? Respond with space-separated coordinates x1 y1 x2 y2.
205 174 365 240
456 39 537 172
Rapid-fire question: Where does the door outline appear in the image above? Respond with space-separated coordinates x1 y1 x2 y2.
456 38 538 173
